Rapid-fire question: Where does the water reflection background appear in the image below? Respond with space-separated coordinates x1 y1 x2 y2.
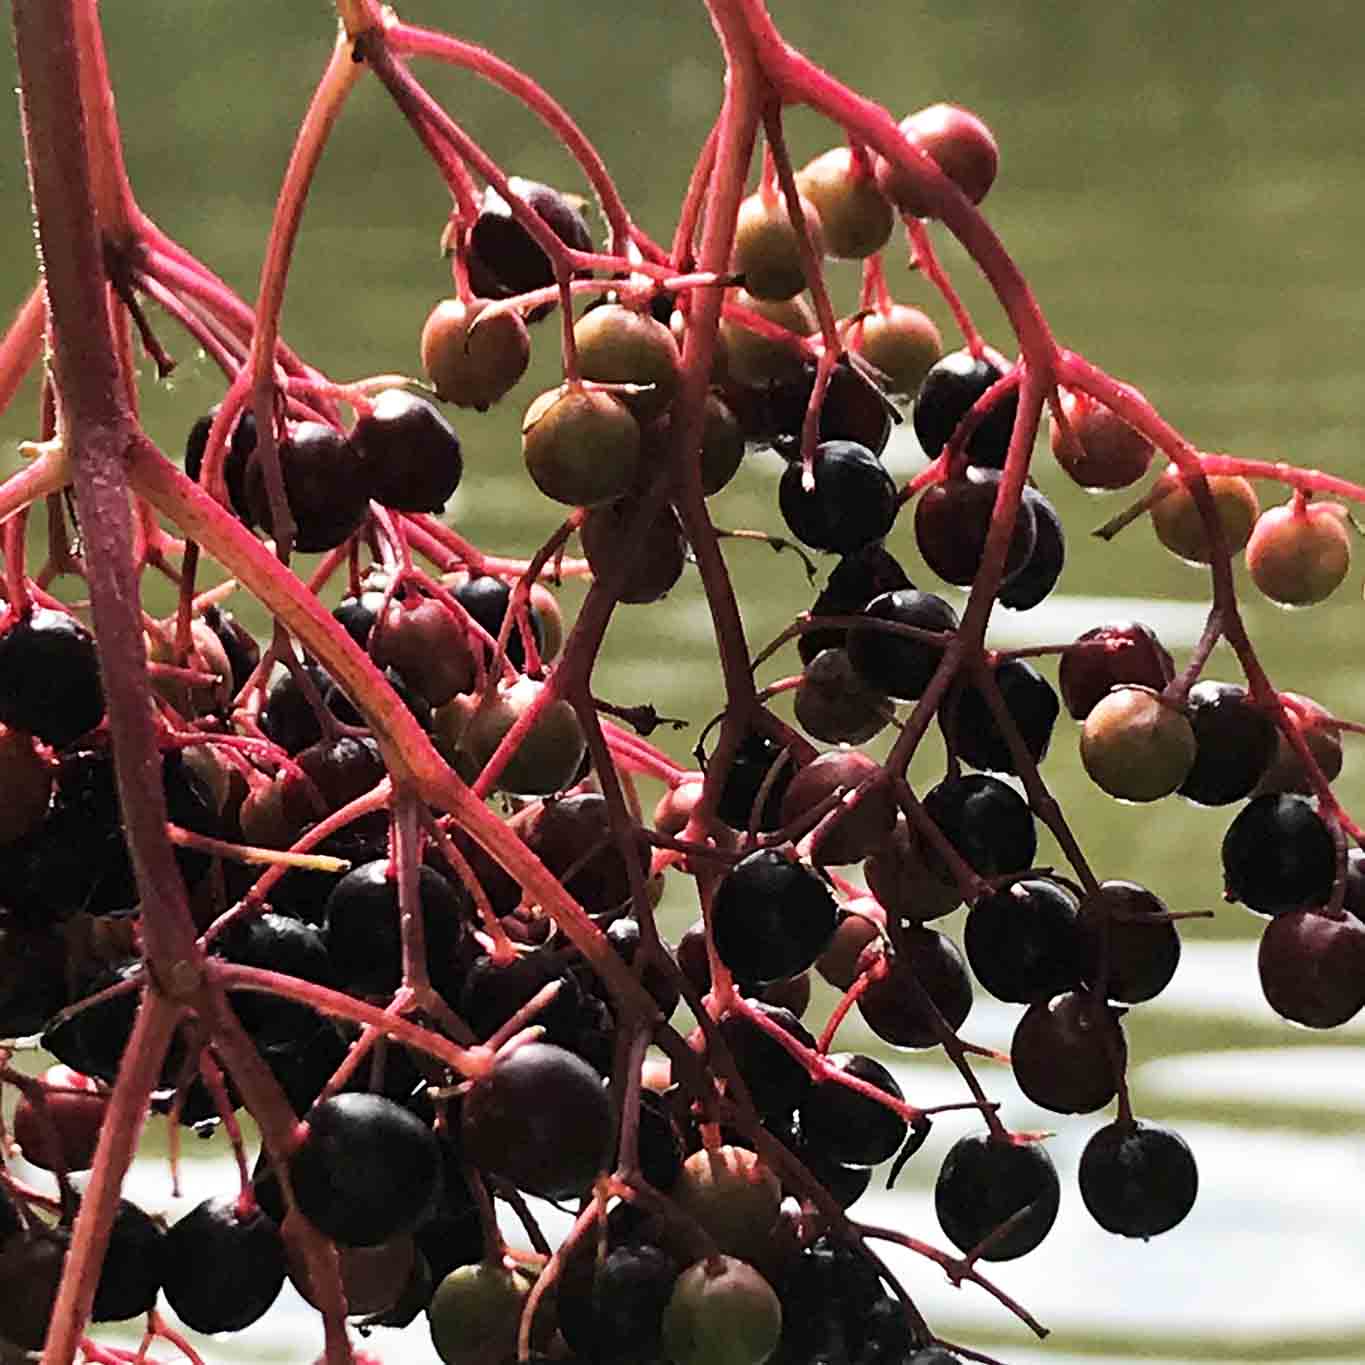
2 2 1364 1361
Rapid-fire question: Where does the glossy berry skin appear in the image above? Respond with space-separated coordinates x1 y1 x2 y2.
964 877 1083 1004
1000 486 1066 610
92 1201 166 1322
323 859 469 999
290 1093 441 1247
713 729 795 832
1049 389 1153 490
1077 880 1182 1004
1011 991 1125 1115
1222 794 1336 915
244 421 370 553
1059 621 1175 721
0 607 105 748
935 1132 1060 1261
875 103 999 219
557 1242 677 1362
184 406 257 516
795 146 896 259
162 1195 286 1333
1258 909 1365 1027
522 386 640 508
451 573 544 671
851 304 943 398
778 440 898 554
1247 499 1351 606
768 359 895 459
794 647 892 745
461 1042 611 1201
923 773 1037 880
856 930 973 1049
915 467 1036 589
1080 686 1196 804
1079 1121 1198 1238
12 1065 107 1171
846 588 958 701
467 177 593 302
710 848 838 986
912 348 1018 468
1150 472 1259 565
951 659 1059 775
1178 681 1277 806
716 1002 818 1122
864 821 963 924
733 190 824 301
421 296 531 410
798 1053 907 1166
353 388 464 513
799 543 913 666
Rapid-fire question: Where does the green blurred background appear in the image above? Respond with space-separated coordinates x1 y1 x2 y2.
2 3 1364 1362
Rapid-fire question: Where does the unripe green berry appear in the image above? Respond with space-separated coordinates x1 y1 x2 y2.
522 385 640 507
662 1256 782 1365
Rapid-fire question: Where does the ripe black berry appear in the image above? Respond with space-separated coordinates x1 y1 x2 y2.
0 607 105 748
846 588 958 701
912 348 1018 467
798 1053 907 1166
353 388 464 513
467 177 593 303
162 1195 286 1333
963 876 1083 1004
243 421 370 553
923 773 1037 880
950 658 1059 775
710 848 838 986
1178 681 1277 806
1079 1120 1198 1238
799 544 913 666
934 1133 1060 1260
777 440 898 554
289 1093 441 1246
1000 486 1066 610
1222 793 1336 915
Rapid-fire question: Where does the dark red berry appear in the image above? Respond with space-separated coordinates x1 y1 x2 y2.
1076 880 1181 1004
913 468 1036 587
1177 681 1277 806
1059 621 1175 721
846 588 958 701
1011 991 1125 1115
855 929 973 1048
243 421 370 553
1258 909 1365 1027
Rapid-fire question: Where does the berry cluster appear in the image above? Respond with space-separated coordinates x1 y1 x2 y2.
3 5 1363 1365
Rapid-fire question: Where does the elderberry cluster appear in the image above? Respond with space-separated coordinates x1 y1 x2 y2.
5 7 1364 1364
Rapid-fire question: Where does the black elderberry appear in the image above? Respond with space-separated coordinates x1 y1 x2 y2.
1222 793 1336 915
912 347 1018 467
353 388 464 513
1079 1120 1198 1238
290 1092 441 1246
923 773 1037 880
1000 486 1066 610
798 1053 907 1166
950 658 1059 775
964 877 1083 1004
777 440 898 555
467 177 593 303
799 544 914 666
323 860 470 1000
92 1201 166 1322
452 573 544 670
162 1195 286 1334
557 1242 677 1362
213 911 334 1046
934 1132 1060 1260
846 589 958 701
717 999 818 1121
710 848 838 986
243 421 370 553
184 405 257 519
1178 680 1277 806
0 607 105 748
713 728 796 833
768 359 895 457
461 1041 611 1201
